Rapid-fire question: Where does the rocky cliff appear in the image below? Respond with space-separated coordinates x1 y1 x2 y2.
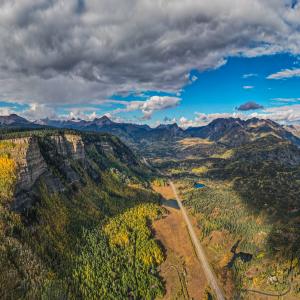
8 137 47 193
0 131 146 211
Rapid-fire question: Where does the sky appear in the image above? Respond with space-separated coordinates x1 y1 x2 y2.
0 0 300 127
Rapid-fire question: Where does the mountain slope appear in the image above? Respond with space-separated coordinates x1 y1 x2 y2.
37 115 300 150
0 129 164 299
185 117 300 147
285 124 300 138
0 114 36 128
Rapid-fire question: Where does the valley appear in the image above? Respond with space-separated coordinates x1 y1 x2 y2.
1 2 300 299
150 125 300 298
147 117 300 299
153 183 208 300
1 115 300 299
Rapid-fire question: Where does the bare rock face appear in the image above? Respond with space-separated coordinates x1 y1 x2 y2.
6 134 87 211
6 137 48 211
9 137 47 192
285 124 300 138
50 134 85 161
1 131 143 211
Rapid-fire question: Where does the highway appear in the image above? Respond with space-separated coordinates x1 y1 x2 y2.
142 157 226 299
169 180 226 300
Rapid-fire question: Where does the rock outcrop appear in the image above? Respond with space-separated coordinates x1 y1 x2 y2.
9 137 47 192
50 134 85 161
1 132 143 211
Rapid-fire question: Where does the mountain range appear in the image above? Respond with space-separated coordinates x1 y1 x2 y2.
1 114 300 150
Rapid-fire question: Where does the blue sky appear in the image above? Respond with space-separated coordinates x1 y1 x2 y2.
1 53 300 126
95 53 300 125
182 54 300 113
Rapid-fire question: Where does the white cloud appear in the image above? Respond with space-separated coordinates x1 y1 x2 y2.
113 96 181 120
267 68 300 80
262 104 300 122
0 107 14 116
271 97 300 103
242 73 258 78
179 112 248 127
0 0 299 106
22 103 57 120
191 75 198 82
63 107 102 121
243 85 254 89
178 103 300 128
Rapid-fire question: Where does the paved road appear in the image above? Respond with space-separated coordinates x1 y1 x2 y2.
169 180 226 300
142 157 226 299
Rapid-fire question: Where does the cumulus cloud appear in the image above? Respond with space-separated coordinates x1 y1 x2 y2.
267 68 300 79
261 104 300 123
236 101 264 111
114 96 181 120
179 112 251 128
243 86 254 89
0 107 14 116
0 0 300 109
178 103 300 128
22 104 57 120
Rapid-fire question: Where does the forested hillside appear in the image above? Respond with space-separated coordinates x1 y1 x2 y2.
0 129 165 299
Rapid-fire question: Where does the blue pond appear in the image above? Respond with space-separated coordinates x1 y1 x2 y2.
195 183 205 189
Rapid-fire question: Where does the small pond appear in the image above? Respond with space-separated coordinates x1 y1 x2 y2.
194 183 206 189
162 199 180 209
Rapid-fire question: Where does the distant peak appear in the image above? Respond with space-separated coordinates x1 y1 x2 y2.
208 117 243 127
93 115 114 126
157 123 179 129
0 113 29 124
9 113 27 120
94 115 109 121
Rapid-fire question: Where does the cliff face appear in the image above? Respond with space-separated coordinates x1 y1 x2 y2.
50 134 85 161
1 132 144 211
8 137 47 191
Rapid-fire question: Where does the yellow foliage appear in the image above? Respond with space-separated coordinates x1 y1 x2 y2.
179 138 213 146
256 252 265 259
211 149 234 159
110 231 129 246
152 178 167 187
252 275 265 287
0 140 15 152
219 252 232 268
0 155 16 199
192 166 209 175
104 203 164 266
